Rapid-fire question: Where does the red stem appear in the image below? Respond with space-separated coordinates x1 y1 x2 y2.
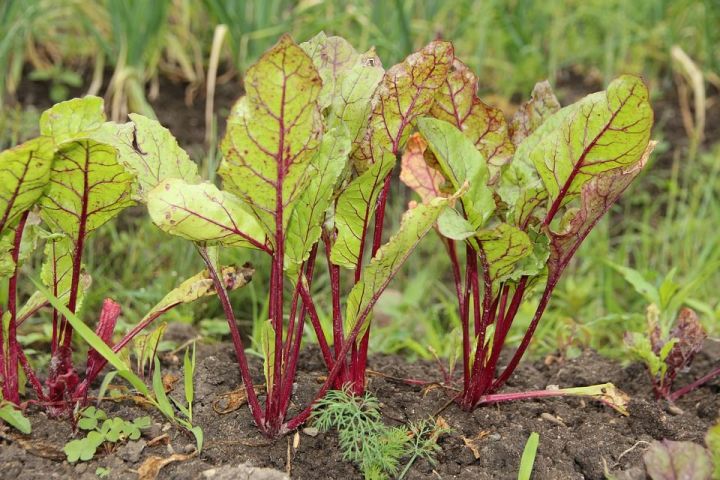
4 211 29 404
492 278 558 392
61 143 93 350
17 347 45 401
669 364 720 402
297 282 334 370
198 247 265 430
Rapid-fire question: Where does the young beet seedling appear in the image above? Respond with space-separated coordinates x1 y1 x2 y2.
400 64 655 410
0 96 250 418
626 305 720 403
133 33 462 437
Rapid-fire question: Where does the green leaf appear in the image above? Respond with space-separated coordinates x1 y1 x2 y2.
345 195 457 343
183 344 195 409
518 432 539 480
285 127 351 273
91 114 200 201
624 332 665 378
509 80 561 146
190 426 204 453
152 357 174 419
39 96 105 144
220 34 323 237
608 263 660 306
0 403 31 434
260 320 276 396
437 208 475 241
140 265 253 323
530 75 653 208
476 224 533 285
329 152 395 269
148 179 266 249
643 440 713 480
39 140 135 242
353 41 453 170
417 117 495 230
0 137 55 235
430 58 514 182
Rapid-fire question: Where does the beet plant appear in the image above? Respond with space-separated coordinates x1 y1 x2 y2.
400 67 656 409
128 33 462 436
626 305 720 403
0 96 249 417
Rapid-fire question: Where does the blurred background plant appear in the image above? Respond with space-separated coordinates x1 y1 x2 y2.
2 0 718 369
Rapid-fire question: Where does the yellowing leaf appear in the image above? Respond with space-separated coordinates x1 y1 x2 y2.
142 265 253 322
509 80 561 146
399 133 445 204
430 58 514 182
220 34 323 237
147 179 266 250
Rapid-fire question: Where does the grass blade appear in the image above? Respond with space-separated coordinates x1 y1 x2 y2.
518 432 539 480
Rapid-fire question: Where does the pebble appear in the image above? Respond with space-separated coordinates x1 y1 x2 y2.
302 427 319 437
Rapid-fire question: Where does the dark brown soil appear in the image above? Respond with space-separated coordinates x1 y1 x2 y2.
1 335 718 480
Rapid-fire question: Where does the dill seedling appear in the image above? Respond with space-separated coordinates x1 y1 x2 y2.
312 388 448 480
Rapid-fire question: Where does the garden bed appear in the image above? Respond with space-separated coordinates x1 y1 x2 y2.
1 336 717 480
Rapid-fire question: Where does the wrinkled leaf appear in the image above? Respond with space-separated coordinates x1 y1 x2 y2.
476 223 533 284
644 440 713 480
417 117 494 230
0 137 55 235
345 194 458 343
399 133 445 204
330 152 395 268
147 178 265 249
353 41 453 170
430 58 514 182
509 80 561 146
220 34 323 237
285 127 351 272
92 114 200 200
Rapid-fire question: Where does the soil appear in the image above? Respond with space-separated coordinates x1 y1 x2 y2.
1 330 718 480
